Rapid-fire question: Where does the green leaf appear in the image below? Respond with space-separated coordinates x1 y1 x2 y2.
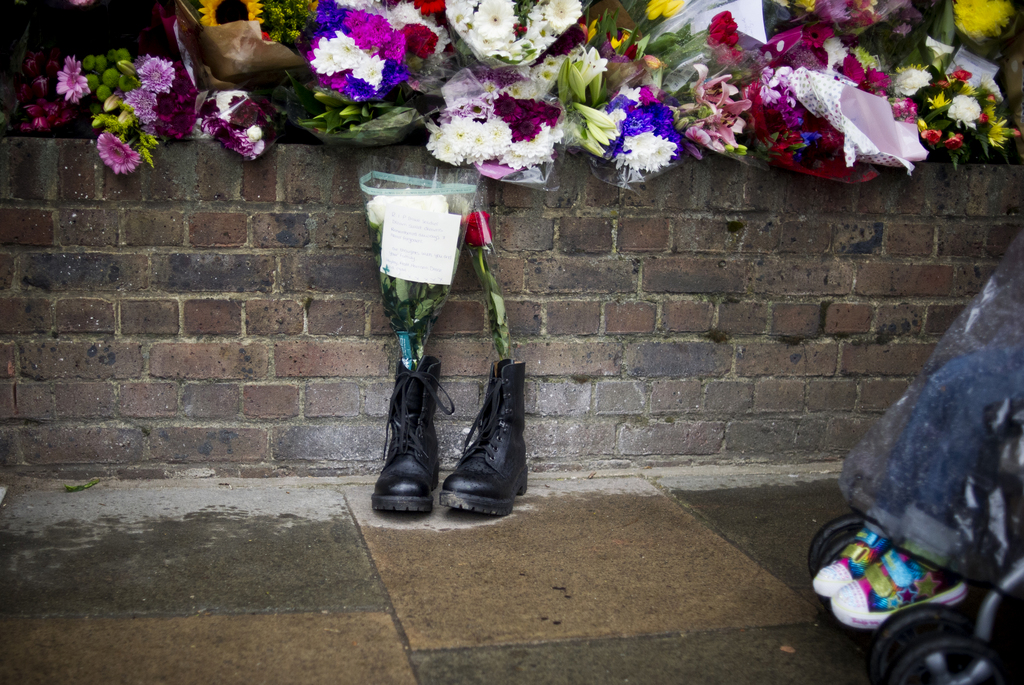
64 478 100 492
490 290 506 321
288 73 326 116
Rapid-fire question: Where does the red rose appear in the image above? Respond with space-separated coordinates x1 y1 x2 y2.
921 129 942 144
950 69 972 82
979 113 989 124
944 133 964 151
464 211 492 247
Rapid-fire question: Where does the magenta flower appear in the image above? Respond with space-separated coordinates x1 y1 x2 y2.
136 55 175 94
96 133 141 175
56 56 89 104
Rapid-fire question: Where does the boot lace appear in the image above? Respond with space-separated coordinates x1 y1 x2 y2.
457 376 506 467
383 368 454 463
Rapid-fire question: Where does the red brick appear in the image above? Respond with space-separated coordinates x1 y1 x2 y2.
925 305 963 335
121 300 179 335
196 142 242 201
560 217 612 254
987 225 1019 258
305 382 360 417
497 215 554 251
806 379 857 411
826 417 874 449
243 148 277 202
22 254 148 292
506 300 542 336
182 383 239 418
317 210 370 249
148 427 267 462
644 257 748 294
886 222 934 256
515 341 621 376
953 263 997 298
57 298 115 333
606 302 655 333
58 139 99 200
0 209 53 245
779 220 830 254
330 157 362 206
875 304 923 336
190 212 247 247
124 210 185 246
840 343 934 376
274 341 389 377
120 382 177 418
278 255 376 294
432 300 487 335
526 257 636 294
834 221 884 255
55 382 116 418
626 342 731 377
717 302 767 335
281 146 326 203
0 298 51 334
0 254 12 289
784 173 856 214
735 342 838 376
664 301 714 333
147 144 196 201
705 381 752 412
57 209 117 246
859 379 909 411
938 225 987 257
422 339 497 376
22 427 143 464
619 218 670 252
753 259 854 296
0 382 52 419
184 299 242 335
307 300 366 336
0 344 13 378
547 301 600 335
674 217 736 253
585 174 619 207
771 304 820 337
247 299 304 336
253 213 309 248
20 341 143 381
244 384 300 418
824 303 872 334
754 379 804 412
618 421 724 455
501 183 536 209
650 380 701 413
9 138 55 200
855 264 953 297
149 343 268 380
103 166 143 200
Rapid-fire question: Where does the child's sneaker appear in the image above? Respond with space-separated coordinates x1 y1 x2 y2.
812 528 892 598
830 548 967 630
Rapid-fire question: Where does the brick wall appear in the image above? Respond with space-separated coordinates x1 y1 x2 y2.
0 137 1020 479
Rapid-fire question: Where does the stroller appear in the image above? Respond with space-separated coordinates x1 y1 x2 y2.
808 230 1024 685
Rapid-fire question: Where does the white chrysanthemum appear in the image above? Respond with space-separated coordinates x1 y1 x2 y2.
616 132 676 173
979 74 1004 103
823 37 848 69
427 130 464 165
352 54 386 88
617 86 642 104
388 3 423 26
475 0 516 41
505 80 534 99
444 117 482 157
893 68 931 97
482 118 513 152
446 0 474 30
948 94 982 128
310 31 362 75
542 0 582 32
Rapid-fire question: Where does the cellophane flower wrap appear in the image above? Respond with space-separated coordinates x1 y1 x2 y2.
445 0 586 66
14 48 83 134
360 159 484 371
198 90 282 160
426 66 566 184
463 210 511 359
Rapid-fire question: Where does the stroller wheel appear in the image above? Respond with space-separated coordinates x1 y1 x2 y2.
868 604 975 685
808 512 864 580
886 633 1009 685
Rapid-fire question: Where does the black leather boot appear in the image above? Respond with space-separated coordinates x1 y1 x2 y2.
440 359 526 516
372 356 453 512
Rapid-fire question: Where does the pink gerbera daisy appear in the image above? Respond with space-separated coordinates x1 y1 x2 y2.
56 56 89 104
96 132 141 175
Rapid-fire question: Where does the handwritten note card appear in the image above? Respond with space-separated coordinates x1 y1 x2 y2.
380 204 462 285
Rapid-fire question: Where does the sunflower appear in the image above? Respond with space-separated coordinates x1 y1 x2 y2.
199 0 264 27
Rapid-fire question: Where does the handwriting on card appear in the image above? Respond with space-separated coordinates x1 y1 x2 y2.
380 204 462 286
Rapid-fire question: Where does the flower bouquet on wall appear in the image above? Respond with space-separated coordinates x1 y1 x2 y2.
13 49 85 135
445 0 587 67
197 89 282 159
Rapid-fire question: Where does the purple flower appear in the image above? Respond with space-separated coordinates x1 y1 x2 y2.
136 55 175 94
124 88 158 124
55 56 89 104
96 132 140 175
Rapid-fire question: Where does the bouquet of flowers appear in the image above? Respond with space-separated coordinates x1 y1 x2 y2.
122 54 200 139
14 49 84 133
445 0 585 66
360 159 484 371
673 62 751 159
198 90 281 159
426 67 566 181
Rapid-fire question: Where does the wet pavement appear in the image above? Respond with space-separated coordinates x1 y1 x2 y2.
0 465 981 684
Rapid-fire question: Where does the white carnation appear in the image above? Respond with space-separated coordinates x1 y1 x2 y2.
979 74 1004 103
616 132 677 173
310 31 362 76
352 54 386 88
948 94 982 128
893 68 931 97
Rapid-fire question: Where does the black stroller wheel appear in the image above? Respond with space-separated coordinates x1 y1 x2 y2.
886 633 1009 685
808 512 864 579
868 604 975 685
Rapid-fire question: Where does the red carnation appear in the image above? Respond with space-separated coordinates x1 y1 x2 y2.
464 212 492 247
950 69 972 82
709 11 739 48
414 0 446 15
921 129 942 144
944 133 964 151
401 24 438 59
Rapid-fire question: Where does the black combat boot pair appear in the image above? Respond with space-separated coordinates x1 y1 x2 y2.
371 357 527 516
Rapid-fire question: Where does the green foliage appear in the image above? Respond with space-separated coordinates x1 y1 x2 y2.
64 478 99 492
85 73 100 93
82 54 96 71
114 47 132 63
101 68 119 88
93 54 108 72
261 0 310 46
118 74 140 92
95 85 112 101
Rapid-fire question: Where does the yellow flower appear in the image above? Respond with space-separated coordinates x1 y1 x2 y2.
954 0 1014 41
917 118 927 132
988 116 1011 148
927 92 950 110
646 0 684 20
588 19 598 42
610 30 631 49
794 0 815 11
200 0 264 27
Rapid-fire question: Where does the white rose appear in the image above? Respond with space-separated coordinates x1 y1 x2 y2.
246 125 263 142
366 194 450 226
893 68 931 97
948 94 982 128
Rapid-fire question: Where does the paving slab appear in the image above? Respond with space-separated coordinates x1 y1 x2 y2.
0 484 387 617
412 623 870 685
347 478 818 650
663 476 850 602
0 612 416 685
